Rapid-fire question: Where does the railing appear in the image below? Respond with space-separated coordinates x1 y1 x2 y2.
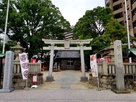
1 61 136 76
124 63 136 75
97 62 136 76
97 63 102 74
108 63 115 75
13 62 41 75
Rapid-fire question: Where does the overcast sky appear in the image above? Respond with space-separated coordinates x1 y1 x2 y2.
51 0 105 26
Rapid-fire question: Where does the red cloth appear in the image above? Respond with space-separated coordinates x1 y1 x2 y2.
31 58 36 63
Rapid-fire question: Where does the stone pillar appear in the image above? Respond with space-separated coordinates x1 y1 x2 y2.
102 60 108 75
46 44 54 82
80 43 88 82
111 40 130 93
114 40 125 90
0 51 14 93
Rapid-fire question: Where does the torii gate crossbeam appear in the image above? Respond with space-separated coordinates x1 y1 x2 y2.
42 39 92 82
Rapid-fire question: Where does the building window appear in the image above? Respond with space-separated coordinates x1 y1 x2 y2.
113 3 122 11
114 12 123 19
133 22 136 28
131 0 136 4
134 34 136 37
113 0 119 3
120 21 124 26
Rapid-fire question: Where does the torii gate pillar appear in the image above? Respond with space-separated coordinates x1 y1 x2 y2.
80 43 88 82
42 39 92 82
46 43 54 82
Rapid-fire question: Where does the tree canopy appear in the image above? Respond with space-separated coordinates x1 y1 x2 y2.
102 18 127 42
0 0 71 58
73 6 127 54
73 6 113 40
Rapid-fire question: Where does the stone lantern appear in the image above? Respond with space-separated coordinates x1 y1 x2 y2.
99 43 114 63
11 42 26 62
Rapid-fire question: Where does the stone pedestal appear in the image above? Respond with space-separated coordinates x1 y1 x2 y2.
46 76 54 82
80 76 88 82
111 88 131 94
133 81 136 91
100 76 108 89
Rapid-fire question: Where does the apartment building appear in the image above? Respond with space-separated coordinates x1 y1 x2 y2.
105 0 136 37
64 32 73 40
63 26 74 40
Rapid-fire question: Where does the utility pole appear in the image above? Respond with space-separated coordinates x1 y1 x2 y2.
2 0 10 54
124 0 132 63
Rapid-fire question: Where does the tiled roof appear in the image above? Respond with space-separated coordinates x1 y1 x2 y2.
55 50 80 58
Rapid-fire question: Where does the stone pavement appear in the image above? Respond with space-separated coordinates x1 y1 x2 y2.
0 70 136 102
39 70 92 89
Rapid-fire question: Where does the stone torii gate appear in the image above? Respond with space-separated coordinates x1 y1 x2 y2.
42 39 92 82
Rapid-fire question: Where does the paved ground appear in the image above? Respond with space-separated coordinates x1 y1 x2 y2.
0 70 136 102
39 70 92 89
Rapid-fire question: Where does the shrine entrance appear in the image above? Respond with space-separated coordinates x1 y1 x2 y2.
67 59 74 69
42 39 92 82
59 58 78 70
55 50 80 70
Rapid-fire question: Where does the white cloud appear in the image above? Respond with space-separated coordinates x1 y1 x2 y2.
51 0 105 25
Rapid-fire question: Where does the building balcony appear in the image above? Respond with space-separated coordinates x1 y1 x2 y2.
113 9 123 15
113 0 123 6
133 14 136 22
133 28 136 34
118 16 125 22
132 1 136 10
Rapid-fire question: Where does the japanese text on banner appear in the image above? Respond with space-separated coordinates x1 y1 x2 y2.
90 54 98 77
19 53 29 80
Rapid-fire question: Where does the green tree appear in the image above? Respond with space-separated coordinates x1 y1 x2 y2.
102 18 127 42
73 6 113 40
91 18 127 54
0 0 70 58
73 6 127 70
73 6 113 54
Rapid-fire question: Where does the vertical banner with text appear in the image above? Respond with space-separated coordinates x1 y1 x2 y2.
90 54 98 77
19 53 29 80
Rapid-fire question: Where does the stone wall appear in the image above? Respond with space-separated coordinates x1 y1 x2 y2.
12 73 43 89
89 73 134 90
